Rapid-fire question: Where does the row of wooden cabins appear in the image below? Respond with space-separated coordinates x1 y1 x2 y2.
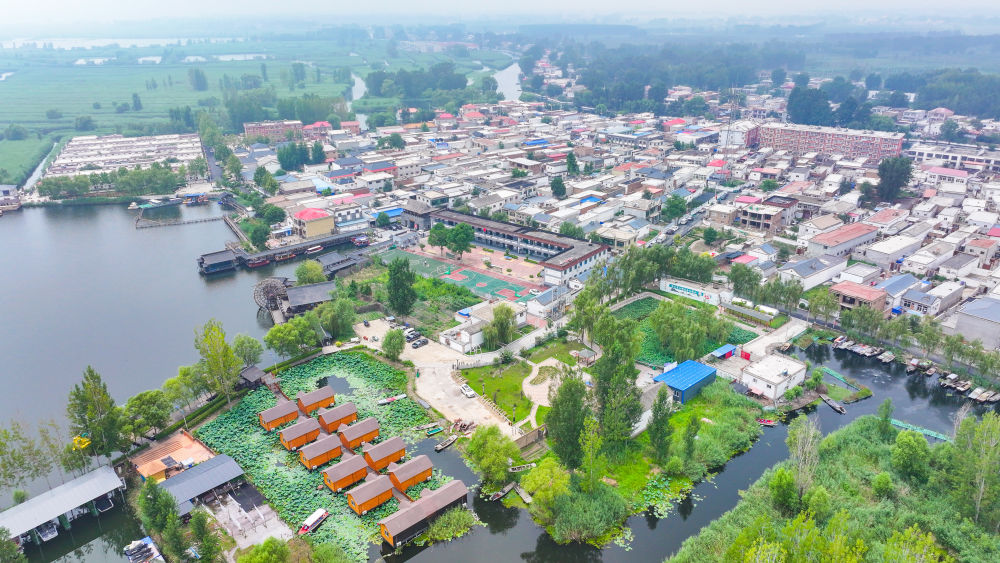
258 385 339 431
250 384 468 548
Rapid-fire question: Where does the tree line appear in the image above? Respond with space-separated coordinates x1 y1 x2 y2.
37 159 206 198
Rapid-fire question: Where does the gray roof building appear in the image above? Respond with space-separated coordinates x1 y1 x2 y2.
161 455 244 515
0 466 125 537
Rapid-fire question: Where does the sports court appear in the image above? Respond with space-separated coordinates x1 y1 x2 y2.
379 248 538 302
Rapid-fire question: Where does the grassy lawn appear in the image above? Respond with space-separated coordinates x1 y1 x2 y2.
530 365 560 385
824 382 853 401
462 361 533 422
769 314 789 329
525 338 587 366
0 136 55 184
536 405 551 426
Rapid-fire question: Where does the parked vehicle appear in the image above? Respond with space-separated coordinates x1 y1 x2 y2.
460 384 477 398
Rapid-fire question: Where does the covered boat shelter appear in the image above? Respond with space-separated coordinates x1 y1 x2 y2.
0 465 125 542
161 454 244 516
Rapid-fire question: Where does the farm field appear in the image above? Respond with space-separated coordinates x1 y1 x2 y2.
196 351 453 562
612 297 757 366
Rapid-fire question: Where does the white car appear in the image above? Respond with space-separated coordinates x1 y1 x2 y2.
529 289 541 296
460 384 477 398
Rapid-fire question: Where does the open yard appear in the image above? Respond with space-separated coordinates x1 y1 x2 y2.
461 361 534 423
196 351 454 562
524 338 588 366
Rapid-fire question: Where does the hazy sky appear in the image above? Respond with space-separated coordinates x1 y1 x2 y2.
4 0 999 30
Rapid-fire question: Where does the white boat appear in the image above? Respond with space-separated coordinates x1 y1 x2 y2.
969 388 984 401
377 393 407 405
37 520 58 542
298 508 328 535
305 245 323 254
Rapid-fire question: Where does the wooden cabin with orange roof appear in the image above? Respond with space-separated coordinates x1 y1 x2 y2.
347 475 394 515
259 401 299 431
299 434 343 470
323 455 369 492
387 455 433 491
363 437 406 472
338 417 380 450
279 418 321 451
318 402 358 433
297 385 336 415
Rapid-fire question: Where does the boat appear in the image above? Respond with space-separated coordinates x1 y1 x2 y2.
274 251 296 262
925 367 938 377
489 481 516 501
414 422 439 431
508 462 537 473
833 336 846 346
95 495 114 513
756 418 776 427
989 392 1000 403
819 394 846 414
969 388 984 401
124 537 163 562
247 256 270 268
139 197 183 209
184 194 209 205
435 435 458 452
979 391 996 403
305 245 324 255
879 352 896 363
955 380 973 393
37 521 58 542
127 201 139 210
378 393 407 406
298 508 329 535
426 427 443 436
351 235 370 247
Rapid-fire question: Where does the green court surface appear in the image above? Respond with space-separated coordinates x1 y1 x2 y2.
379 248 533 302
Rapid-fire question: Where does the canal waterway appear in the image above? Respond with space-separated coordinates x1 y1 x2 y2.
5 202 995 561
493 62 521 102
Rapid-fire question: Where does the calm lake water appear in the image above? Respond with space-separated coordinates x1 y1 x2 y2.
4 205 995 561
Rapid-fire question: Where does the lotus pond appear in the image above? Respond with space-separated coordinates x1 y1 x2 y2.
197 351 452 562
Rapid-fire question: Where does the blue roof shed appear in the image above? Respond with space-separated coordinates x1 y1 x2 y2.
653 360 717 404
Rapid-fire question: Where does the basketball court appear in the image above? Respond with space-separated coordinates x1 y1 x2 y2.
379 248 539 303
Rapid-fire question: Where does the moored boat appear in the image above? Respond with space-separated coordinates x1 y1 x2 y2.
298 508 329 535
377 393 407 405
756 418 776 427
247 256 270 268
37 521 58 542
820 394 846 414
489 481 516 501
434 434 458 452
426 427 443 436
305 245 323 254
95 495 114 513
274 251 296 262
508 462 536 473
414 422 439 431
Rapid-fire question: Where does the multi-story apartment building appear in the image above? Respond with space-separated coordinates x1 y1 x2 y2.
906 143 1000 173
244 120 304 140
758 124 903 161
738 204 784 234
46 133 204 177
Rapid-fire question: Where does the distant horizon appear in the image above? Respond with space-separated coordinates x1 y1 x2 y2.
2 5 1000 39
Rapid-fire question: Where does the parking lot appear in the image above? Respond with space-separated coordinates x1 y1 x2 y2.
351 319 516 436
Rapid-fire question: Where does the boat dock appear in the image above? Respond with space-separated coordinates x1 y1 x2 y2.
198 235 390 274
890 419 951 441
822 367 861 391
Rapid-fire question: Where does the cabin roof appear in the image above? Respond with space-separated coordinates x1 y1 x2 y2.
299 434 342 459
297 385 335 406
363 436 406 461
259 401 299 423
378 480 468 537
280 418 320 441
318 402 357 425
349 475 392 504
339 417 379 440
323 455 368 483
161 454 244 515
388 455 432 483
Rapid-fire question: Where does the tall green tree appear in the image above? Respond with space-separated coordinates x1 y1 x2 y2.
238 537 290 563
520 458 571 525
386 257 417 316
891 430 930 483
310 141 326 164
317 298 356 340
465 426 520 485
769 467 799 514
482 303 517 350
123 390 172 442
876 157 913 202
194 320 242 404
428 223 449 255
446 222 475 259
382 329 405 361
550 176 566 198
0 528 26 563
565 152 579 175
232 334 264 368
161 513 188 561
137 479 177 533
648 386 673 463
295 260 327 285
729 263 762 300
559 221 585 239
579 415 605 493
546 375 589 468
663 195 687 220
787 86 834 126
66 366 125 458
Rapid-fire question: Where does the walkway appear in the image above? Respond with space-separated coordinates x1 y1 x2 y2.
743 318 808 358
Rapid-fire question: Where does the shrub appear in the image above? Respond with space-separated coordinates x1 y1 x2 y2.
804 485 831 522
873 471 894 499
665 456 685 476
424 507 477 542
551 484 629 543
769 467 799 513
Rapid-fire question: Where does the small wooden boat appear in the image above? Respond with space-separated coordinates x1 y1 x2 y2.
414 422 439 431
274 251 296 262
978 391 995 403
489 482 516 501
955 381 973 393
969 388 984 401
820 394 846 414
426 427 443 436
377 394 407 405
756 418 776 427
508 462 537 473
989 392 1000 403
435 435 458 452
298 508 328 535
925 367 938 377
